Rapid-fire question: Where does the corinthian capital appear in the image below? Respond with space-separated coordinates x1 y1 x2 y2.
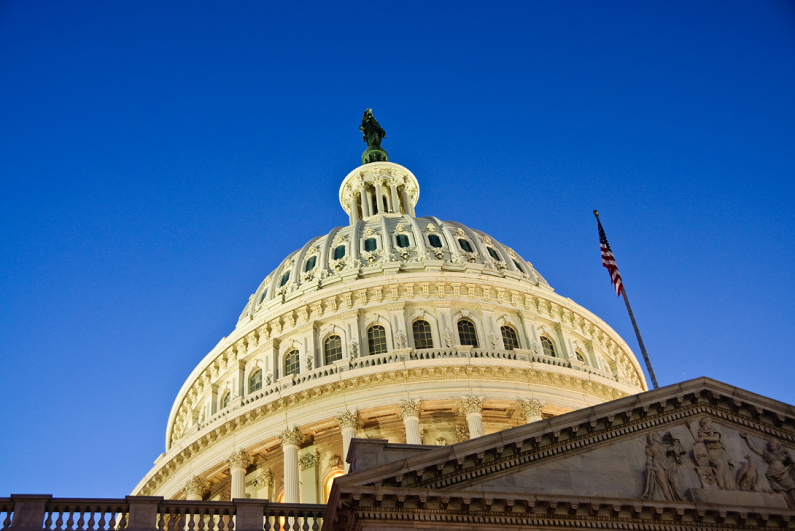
520 399 544 422
460 396 484 417
226 449 253 470
278 426 305 448
397 399 421 420
184 476 210 497
335 410 360 430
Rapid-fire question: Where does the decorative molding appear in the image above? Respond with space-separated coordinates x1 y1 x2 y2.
278 426 305 448
225 449 252 470
460 396 484 417
335 410 360 430
298 451 320 471
397 399 421 420
519 398 544 422
184 476 210 497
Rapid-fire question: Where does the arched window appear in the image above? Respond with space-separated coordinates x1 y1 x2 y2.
382 196 389 212
457 319 478 347
305 256 316 271
487 247 501 261
428 234 442 248
458 239 473 253
259 288 268 303
324 335 342 364
575 350 586 364
249 369 262 392
541 337 556 357
324 470 344 503
284 349 300 376
367 325 387 355
364 238 377 252
412 320 433 349
333 245 346 260
500 325 519 350
280 271 290 286
220 391 230 409
396 234 410 248
512 259 524 273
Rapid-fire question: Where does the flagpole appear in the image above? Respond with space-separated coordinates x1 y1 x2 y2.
593 210 659 390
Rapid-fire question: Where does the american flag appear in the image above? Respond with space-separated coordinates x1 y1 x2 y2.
597 215 623 296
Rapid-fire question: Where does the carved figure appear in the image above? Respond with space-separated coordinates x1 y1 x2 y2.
265 372 273 385
737 454 759 492
696 418 736 490
395 330 407 349
348 341 358 359
443 329 454 347
741 432 795 507
641 431 685 501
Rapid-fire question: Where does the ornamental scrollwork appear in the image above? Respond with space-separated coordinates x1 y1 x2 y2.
184 476 210 497
519 399 544 422
255 468 274 489
395 330 407 349
226 449 253 470
361 249 380 264
298 451 320 471
278 426 305 448
460 396 484 417
397 399 421 420
335 410 360 430
455 425 470 442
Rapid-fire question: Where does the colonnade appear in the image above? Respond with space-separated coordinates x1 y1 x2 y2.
183 397 545 501
347 173 415 224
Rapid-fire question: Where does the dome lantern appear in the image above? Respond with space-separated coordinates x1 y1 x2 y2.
339 162 420 224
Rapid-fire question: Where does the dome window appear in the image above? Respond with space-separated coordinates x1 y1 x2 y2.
576 350 587 364
284 349 300 376
428 234 443 248
458 239 474 253
220 392 230 410
541 337 556 357
367 325 387 355
364 238 377 252
487 247 502 261
259 288 268 303
412 320 433 349
333 245 346 260
396 234 410 248
324 335 342 364
305 256 317 272
280 271 291 287
512 259 524 273
500 325 519 350
457 319 479 347
249 369 262 393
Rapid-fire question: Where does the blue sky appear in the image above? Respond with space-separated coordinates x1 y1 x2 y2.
1 1 793 498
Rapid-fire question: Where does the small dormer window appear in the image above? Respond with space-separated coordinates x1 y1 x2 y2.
513 259 524 273
364 238 377 251
333 245 345 260
305 256 316 271
458 239 473 253
280 271 290 286
428 234 442 248
487 247 501 261
396 234 410 248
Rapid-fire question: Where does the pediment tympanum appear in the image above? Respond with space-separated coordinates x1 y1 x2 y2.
325 378 795 531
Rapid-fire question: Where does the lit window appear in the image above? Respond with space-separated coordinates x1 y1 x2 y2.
500 325 519 350
305 256 316 272
367 325 387 355
412 320 433 349
324 335 342 364
324 471 344 502
333 245 345 260
259 288 268 303
396 234 410 248
284 349 300 376
249 369 262 392
364 238 377 252
487 247 501 261
428 234 442 248
220 392 230 409
457 319 478 347
280 271 290 286
512 259 524 273
458 239 473 253
541 337 556 357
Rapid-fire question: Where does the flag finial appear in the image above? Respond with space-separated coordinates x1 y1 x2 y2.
593 210 599 218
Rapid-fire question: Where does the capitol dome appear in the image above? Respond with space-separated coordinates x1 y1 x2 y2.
135 116 647 505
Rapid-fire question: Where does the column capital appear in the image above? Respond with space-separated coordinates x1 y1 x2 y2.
184 476 210 497
460 396 484 417
397 399 421 420
520 399 544 422
298 451 320 471
335 410 360 430
278 426 305 448
255 468 274 489
226 449 253 470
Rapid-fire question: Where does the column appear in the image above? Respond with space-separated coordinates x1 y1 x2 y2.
184 476 210 501
235 361 245 398
366 189 374 217
460 396 484 439
349 193 359 224
335 410 359 472
298 451 320 503
389 181 401 214
226 449 253 500
520 399 544 424
397 400 422 444
373 180 384 214
278 426 305 503
360 186 370 218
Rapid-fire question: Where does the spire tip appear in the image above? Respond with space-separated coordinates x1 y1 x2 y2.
593 210 599 218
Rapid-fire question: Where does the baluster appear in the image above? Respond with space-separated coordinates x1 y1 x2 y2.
196 509 205 531
301 513 309 531
76 508 85 531
187 509 197 531
65 508 75 531
262 513 271 531
43 511 53 530
54 510 64 531
87 507 96 531
96 509 105 531
311 516 319 531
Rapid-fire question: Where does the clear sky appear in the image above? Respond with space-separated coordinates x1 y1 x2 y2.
1 0 793 499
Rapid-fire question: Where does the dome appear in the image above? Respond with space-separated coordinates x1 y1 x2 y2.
135 121 647 504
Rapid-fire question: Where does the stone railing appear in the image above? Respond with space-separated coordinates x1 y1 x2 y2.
1 495 324 531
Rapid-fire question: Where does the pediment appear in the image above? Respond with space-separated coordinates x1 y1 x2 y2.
336 377 795 514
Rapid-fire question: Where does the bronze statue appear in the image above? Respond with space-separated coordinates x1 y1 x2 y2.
359 109 388 164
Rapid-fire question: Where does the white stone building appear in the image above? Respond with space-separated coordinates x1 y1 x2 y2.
133 153 648 505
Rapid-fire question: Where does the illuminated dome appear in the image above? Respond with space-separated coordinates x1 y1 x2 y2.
135 122 647 505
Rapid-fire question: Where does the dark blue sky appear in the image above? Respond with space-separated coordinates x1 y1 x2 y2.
1 1 793 498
